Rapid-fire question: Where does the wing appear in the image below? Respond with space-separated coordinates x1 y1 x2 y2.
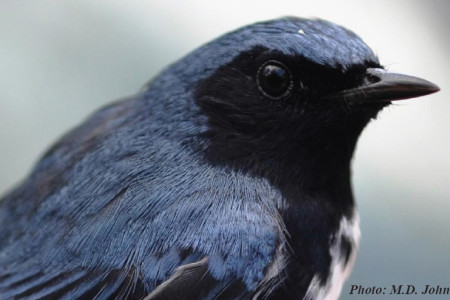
0 95 150 299
144 258 249 300
0 93 287 299
0 267 149 299
0 258 254 300
144 244 288 300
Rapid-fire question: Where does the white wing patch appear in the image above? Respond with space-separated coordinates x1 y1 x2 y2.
304 211 360 300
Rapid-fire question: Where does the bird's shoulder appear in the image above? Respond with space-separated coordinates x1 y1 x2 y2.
0 171 286 299
0 95 287 297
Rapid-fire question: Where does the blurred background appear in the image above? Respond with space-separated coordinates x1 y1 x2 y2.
0 1 448 298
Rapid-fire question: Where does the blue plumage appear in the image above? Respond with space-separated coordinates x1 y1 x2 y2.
0 17 438 299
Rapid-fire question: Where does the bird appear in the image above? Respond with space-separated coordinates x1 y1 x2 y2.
0 17 439 300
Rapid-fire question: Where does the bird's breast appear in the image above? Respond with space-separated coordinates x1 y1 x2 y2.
305 211 360 300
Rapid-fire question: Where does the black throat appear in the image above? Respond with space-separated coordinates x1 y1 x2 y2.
192 48 384 297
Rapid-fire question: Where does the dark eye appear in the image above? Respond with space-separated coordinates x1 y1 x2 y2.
257 60 293 99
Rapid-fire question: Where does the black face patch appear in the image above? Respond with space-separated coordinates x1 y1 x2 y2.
194 46 385 172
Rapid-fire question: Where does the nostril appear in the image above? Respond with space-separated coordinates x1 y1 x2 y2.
364 68 385 85
365 72 380 84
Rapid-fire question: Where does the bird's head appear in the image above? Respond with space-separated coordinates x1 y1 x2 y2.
176 18 439 186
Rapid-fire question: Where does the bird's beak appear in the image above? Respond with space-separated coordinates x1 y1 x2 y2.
326 68 440 104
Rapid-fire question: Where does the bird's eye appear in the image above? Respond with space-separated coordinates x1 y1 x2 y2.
257 60 293 99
